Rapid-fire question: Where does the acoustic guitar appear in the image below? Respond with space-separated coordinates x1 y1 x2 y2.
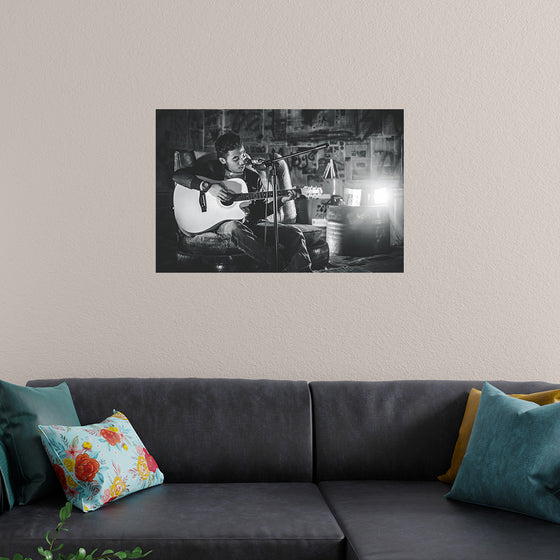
174 176 322 235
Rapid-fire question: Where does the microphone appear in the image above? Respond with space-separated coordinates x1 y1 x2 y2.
244 156 268 169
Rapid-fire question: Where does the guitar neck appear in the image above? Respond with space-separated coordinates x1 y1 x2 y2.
234 189 299 202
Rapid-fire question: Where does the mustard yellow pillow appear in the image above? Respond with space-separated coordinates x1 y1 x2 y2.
438 387 560 484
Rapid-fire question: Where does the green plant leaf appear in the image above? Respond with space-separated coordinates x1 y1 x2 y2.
12 499 149 560
39 549 53 560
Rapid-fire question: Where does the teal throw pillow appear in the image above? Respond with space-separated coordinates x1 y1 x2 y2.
0 380 80 504
0 439 15 511
39 411 164 512
446 381 560 523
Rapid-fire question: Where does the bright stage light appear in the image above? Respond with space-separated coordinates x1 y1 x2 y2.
372 187 390 205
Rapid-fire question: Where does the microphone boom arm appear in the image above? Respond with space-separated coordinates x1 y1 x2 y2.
256 143 329 167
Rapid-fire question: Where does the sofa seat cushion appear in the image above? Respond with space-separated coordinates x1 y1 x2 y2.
0 483 344 560
319 481 560 560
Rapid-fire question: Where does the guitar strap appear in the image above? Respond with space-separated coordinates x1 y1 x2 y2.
199 190 207 212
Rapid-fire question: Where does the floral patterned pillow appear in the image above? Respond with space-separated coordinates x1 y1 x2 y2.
38 411 164 512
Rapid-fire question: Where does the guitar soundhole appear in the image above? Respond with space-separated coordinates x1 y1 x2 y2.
221 199 234 207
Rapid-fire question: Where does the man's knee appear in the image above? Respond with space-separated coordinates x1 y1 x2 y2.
281 225 306 247
217 220 244 238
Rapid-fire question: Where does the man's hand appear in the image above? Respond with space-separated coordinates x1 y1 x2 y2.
207 184 234 203
281 191 296 204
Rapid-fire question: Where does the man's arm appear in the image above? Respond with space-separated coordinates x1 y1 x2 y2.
249 172 295 221
172 168 207 191
173 156 225 190
173 162 234 204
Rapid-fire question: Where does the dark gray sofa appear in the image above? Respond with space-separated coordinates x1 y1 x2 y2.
1 378 560 560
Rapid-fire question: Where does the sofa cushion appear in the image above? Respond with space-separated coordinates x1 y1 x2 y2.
446 382 560 523
320 480 560 560
0 483 344 560
438 386 560 483
310 380 560 480
27 378 313 483
39 411 164 512
0 381 80 504
0 439 15 510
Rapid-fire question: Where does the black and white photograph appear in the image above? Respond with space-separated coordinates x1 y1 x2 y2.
156 109 404 272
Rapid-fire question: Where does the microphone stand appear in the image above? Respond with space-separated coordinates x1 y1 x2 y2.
268 157 281 272
258 144 328 272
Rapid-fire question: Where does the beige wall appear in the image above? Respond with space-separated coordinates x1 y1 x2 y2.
3 1 560 385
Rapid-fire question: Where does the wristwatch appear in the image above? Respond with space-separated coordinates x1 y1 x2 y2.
200 180 211 192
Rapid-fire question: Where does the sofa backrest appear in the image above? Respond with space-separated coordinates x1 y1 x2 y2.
27 378 313 483
310 379 560 481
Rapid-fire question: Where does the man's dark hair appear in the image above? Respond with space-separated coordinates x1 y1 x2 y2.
215 132 242 160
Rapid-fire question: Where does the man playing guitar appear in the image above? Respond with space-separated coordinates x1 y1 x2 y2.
173 132 313 272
